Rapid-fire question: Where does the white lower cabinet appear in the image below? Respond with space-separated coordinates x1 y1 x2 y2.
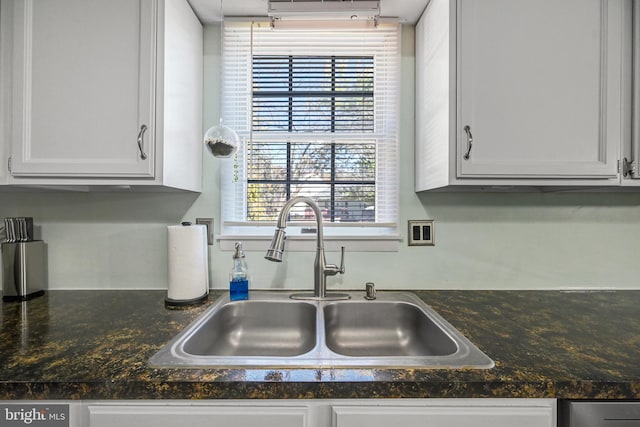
81 399 556 427
86 403 309 427
332 400 555 427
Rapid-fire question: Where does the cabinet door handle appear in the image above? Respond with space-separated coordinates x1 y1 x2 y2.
463 125 473 160
137 125 149 160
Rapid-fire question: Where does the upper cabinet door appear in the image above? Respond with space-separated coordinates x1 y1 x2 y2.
0 0 10 185
457 0 621 179
627 0 640 181
10 0 155 177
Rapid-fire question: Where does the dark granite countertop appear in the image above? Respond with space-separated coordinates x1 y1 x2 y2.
0 289 638 400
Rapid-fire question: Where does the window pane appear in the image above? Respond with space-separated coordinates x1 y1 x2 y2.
252 55 374 133
333 184 376 222
247 142 288 181
247 141 375 222
335 143 375 181
291 184 332 222
290 143 332 180
252 97 291 132
247 54 381 223
247 183 288 221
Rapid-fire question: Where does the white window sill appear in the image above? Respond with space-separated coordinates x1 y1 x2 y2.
218 234 401 252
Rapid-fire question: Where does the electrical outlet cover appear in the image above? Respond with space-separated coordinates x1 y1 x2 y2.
408 220 434 246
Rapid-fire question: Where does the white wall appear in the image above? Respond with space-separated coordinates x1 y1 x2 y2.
2 24 640 291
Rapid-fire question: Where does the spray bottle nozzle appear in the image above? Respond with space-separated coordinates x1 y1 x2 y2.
233 242 245 260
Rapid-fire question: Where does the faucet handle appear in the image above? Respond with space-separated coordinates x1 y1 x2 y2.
338 246 345 274
324 246 346 277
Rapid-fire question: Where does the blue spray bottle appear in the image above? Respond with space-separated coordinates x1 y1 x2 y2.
229 242 249 300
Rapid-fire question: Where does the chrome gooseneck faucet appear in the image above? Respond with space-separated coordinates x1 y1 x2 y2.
265 196 349 301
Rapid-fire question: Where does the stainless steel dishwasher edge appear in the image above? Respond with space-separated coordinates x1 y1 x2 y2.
560 401 640 427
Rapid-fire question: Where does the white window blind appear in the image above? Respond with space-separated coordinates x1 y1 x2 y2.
221 19 400 237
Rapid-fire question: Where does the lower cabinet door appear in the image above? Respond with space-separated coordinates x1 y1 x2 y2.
332 404 554 427
87 405 308 427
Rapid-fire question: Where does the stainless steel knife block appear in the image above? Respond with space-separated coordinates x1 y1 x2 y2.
2 241 46 301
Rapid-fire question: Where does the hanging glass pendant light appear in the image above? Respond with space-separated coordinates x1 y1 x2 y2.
204 119 240 158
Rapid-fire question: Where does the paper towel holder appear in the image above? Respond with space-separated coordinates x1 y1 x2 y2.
165 222 210 309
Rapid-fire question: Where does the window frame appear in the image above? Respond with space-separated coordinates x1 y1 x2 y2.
219 19 401 251
248 53 377 224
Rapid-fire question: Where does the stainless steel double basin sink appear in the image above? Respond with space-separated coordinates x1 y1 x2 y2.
149 291 494 369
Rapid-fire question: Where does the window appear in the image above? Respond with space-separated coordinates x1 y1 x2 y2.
221 20 400 241
249 55 376 223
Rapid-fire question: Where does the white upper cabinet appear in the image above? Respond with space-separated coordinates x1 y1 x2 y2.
624 0 640 185
2 0 203 191
0 0 10 185
415 0 631 191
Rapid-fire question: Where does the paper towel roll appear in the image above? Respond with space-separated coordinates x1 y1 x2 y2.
167 224 209 304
